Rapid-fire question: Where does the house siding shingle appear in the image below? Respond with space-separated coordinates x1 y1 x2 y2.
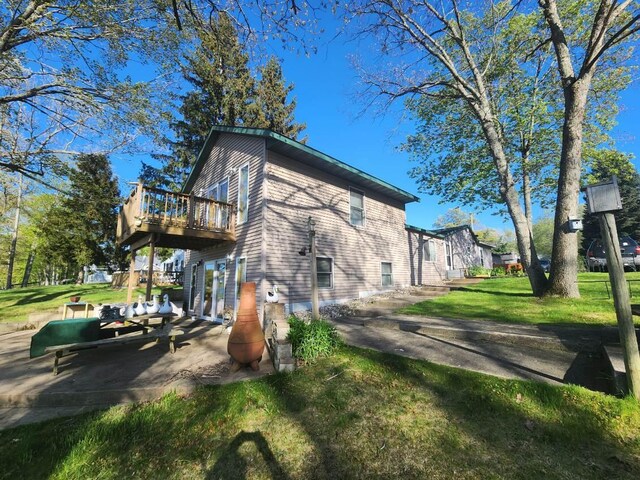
406 230 447 285
263 151 411 312
184 133 265 318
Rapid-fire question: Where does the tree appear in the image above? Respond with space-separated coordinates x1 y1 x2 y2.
144 13 306 190
0 1 185 180
254 57 306 139
581 150 640 251
345 0 638 297
63 154 123 282
433 207 478 229
532 216 555 259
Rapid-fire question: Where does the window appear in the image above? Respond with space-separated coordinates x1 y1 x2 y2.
235 257 247 310
349 188 365 226
424 239 437 262
381 262 393 286
317 257 333 288
237 164 249 224
446 243 452 268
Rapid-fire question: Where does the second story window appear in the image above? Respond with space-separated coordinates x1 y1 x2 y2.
350 188 365 226
238 163 249 224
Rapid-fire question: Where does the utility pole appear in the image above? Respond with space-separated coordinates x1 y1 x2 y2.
585 177 640 400
308 216 319 319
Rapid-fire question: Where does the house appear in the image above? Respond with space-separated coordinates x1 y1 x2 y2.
176 126 421 321
405 225 449 284
118 126 418 321
432 225 494 278
116 126 489 322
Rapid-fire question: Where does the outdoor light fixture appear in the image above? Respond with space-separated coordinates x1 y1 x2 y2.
197 259 203 266
298 246 308 256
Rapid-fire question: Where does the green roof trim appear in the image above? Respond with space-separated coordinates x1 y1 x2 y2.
182 125 420 204
405 224 445 239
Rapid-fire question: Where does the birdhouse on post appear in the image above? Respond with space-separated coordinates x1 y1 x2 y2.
583 176 622 214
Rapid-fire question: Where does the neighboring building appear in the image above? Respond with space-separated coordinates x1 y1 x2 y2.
179 126 419 321
406 225 448 285
433 225 494 279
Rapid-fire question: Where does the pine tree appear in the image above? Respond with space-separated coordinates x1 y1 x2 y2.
146 13 257 190
254 57 306 140
64 154 124 281
144 15 305 190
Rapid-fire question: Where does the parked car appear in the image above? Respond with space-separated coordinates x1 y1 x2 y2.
586 236 640 271
538 258 551 273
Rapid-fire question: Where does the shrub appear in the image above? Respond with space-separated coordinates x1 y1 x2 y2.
491 266 506 277
467 265 491 277
287 315 341 363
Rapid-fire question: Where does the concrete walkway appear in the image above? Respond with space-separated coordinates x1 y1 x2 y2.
0 320 273 430
330 314 620 393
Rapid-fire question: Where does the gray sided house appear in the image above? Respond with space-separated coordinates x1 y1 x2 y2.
405 225 449 285
181 126 419 322
433 225 494 279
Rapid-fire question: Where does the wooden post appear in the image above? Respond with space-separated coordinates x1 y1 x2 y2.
309 217 319 319
599 212 640 399
127 249 137 304
146 234 156 301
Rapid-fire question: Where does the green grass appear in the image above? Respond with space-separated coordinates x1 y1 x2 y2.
399 272 640 326
0 346 638 479
0 284 175 323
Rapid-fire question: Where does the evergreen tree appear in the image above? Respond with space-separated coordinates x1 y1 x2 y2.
144 14 305 190
581 150 640 253
254 57 306 140
64 154 124 281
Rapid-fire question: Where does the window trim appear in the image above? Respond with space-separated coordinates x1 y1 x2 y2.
349 187 365 227
380 261 393 287
234 256 247 312
237 162 250 225
316 256 334 290
188 264 198 312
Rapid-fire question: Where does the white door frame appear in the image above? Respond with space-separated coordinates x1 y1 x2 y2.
202 258 226 321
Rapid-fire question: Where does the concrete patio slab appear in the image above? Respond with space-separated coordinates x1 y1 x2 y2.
0 320 273 430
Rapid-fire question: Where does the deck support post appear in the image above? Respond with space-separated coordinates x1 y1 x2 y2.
127 249 137 304
146 234 156 301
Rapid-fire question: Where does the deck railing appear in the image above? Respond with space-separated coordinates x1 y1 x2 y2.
117 183 235 241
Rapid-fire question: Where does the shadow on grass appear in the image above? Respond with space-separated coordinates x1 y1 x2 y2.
455 287 534 298
1 346 638 478
207 431 291 480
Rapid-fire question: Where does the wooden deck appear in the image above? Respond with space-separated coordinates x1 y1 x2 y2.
116 183 236 250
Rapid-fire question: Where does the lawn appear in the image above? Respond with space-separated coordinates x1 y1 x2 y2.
399 272 640 326
0 346 638 479
0 283 176 323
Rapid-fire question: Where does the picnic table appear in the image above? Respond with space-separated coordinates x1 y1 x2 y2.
30 313 183 375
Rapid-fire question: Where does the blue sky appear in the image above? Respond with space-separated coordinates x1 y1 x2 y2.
112 21 640 233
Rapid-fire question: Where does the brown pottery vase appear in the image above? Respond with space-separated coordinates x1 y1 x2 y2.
227 282 265 371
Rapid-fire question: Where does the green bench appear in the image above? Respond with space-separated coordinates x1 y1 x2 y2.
30 318 183 375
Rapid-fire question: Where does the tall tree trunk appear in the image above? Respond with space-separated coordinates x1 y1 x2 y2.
477 110 549 296
548 80 590 297
21 244 36 287
522 150 533 231
5 174 23 290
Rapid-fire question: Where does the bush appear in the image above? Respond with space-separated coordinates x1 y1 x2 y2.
287 316 341 363
491 266 506 277
467 265 491 277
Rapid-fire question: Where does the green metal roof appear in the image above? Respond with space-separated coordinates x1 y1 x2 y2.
182 125 420 204
405 224 445 239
